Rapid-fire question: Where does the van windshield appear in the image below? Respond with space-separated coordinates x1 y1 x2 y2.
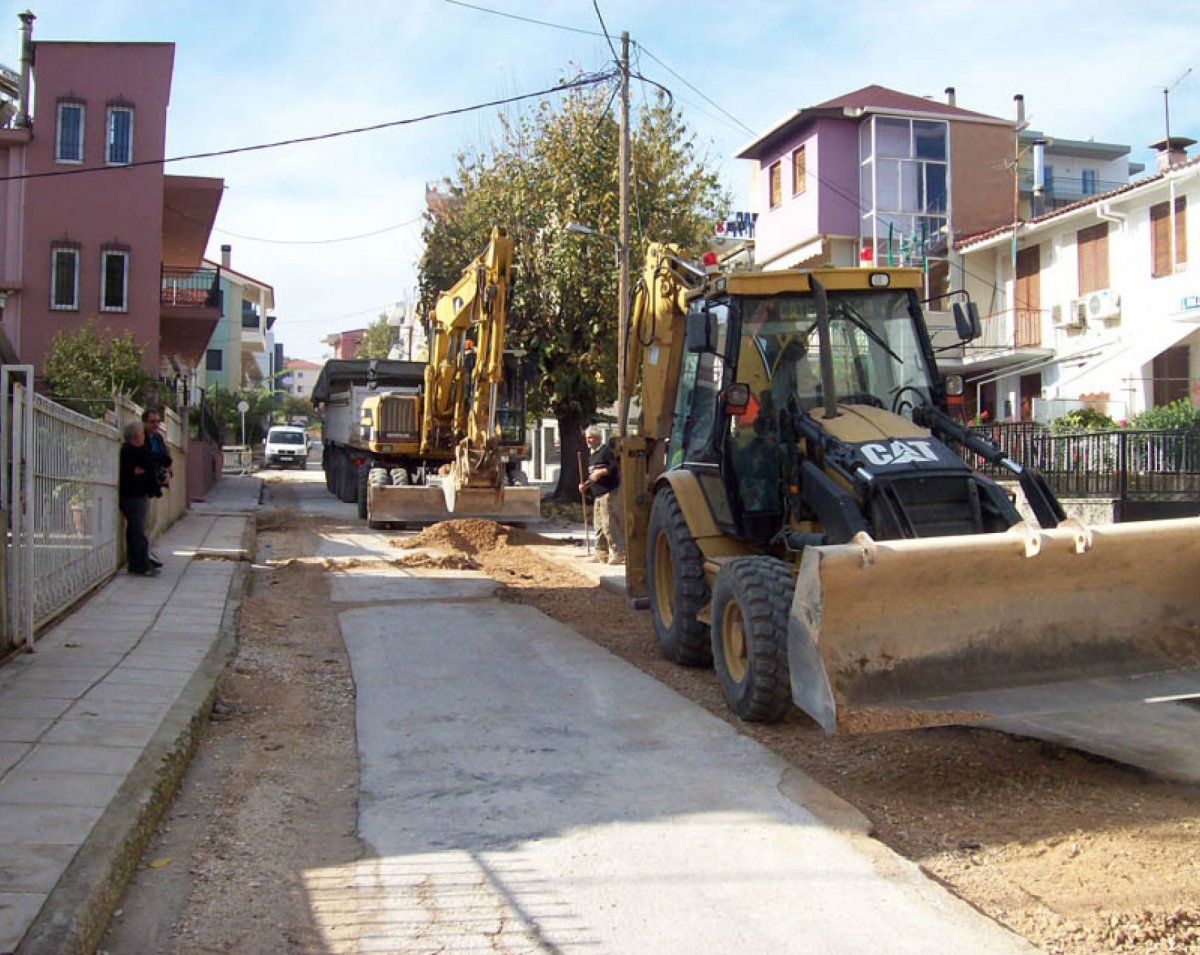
268 431 306 445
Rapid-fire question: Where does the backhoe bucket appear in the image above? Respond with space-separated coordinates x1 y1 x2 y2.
365 483 541 527
787 517 1200 735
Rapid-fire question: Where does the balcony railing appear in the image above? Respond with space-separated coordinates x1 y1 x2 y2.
1018 173 1128 202
161 266 221 310
969 308 1047 353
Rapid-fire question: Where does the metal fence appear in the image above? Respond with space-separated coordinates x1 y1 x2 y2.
965 423 1200 500
29 393 121 632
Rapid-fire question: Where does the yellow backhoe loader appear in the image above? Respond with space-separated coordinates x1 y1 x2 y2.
618 246 1200 734
363 226 540 525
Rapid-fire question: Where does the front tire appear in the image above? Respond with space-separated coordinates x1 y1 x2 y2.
711 556 793 723
646 486 711 667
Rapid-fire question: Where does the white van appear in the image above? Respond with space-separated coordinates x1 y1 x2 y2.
264 426 309 469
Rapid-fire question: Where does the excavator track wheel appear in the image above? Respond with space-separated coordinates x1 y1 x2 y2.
646 487 712 667
711 556 793 723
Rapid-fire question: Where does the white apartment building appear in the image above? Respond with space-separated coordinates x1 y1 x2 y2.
951 139 1199 422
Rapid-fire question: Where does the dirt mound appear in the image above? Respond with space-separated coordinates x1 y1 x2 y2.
397 519 539 555
391 552 479 571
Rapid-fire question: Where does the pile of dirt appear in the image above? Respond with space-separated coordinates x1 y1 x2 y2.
396 518 538 555
391 552 479 571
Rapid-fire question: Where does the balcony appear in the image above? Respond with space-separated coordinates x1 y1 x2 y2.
939 307 1054 373
161 265 222 367
1018 173 1128 208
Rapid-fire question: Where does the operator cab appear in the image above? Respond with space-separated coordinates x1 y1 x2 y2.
666 269 1009 547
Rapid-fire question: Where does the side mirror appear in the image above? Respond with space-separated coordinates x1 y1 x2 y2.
685 309 718 353
953 302 982 342
722 382 751 415
943 374 965 397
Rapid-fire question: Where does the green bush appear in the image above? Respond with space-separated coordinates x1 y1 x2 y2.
1049 408 1118 434
1130 399 1200 432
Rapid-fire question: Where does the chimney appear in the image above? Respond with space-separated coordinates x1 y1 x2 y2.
1032 139 1047 216
16 10 34 129
220 244 232 269
1149 136 1196 172
944 87 956 107
1013 94 1025 127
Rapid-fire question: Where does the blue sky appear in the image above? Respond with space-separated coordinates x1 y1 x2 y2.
7 1 1199 361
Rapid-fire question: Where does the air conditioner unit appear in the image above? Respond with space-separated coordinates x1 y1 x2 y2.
1054 301 1085 328
1086 288 1121 321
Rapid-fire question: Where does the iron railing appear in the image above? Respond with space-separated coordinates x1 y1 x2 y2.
963 423 1200 499
161 265 221 309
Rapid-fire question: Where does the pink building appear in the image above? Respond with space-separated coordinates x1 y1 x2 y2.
322 328 366 360
0 15 222 384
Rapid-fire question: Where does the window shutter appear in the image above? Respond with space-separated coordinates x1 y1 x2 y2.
1151 202 1171 277
1077 223 1108 294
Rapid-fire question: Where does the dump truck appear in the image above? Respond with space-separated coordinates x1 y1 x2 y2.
618 246 1200 734
312 358 431 516
314 227 540 527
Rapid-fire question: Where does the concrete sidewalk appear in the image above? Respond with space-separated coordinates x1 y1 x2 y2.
0 476 261 955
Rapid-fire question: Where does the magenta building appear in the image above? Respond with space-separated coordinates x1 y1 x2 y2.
0 18 222 385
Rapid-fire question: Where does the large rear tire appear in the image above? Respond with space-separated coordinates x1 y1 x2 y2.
356 464 370 520
337 453 358 504
711 556 793 723
646 486 712 667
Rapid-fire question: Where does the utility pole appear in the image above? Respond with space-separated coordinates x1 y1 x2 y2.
617 30 631 437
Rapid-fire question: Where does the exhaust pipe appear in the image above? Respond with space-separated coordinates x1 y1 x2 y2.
16 10 33 129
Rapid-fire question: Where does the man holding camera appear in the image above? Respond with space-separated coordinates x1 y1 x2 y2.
141 409 172 568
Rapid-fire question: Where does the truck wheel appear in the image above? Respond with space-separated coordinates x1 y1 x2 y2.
356 464 370 519
711 556 793 723
337 454 357 504
323 448 334 492
646 486 712 667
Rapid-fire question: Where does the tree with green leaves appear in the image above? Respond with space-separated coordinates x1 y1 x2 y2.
43 319 153 417
355 313 395 359
419 84 727 499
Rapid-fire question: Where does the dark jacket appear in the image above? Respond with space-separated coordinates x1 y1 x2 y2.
587 441 619 497
120 442 160 499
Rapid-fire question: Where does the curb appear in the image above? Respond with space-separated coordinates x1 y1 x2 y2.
15 538 254 955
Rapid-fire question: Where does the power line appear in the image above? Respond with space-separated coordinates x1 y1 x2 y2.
213 216 423 246
635 42 755 137
590 0 620 65
441 0 606 38
0 73 614 183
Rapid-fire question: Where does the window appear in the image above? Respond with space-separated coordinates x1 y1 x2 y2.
1151 197 1188 277
206 349 223 372
100 249 129 311
768 160 782 208
791 145 806 196
1077 223 1109 294
1082 169 1098 196
106 106 133 165
51 246 80 310
55 102 84 163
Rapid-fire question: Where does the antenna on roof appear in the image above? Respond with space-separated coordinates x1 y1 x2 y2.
1163 67 1193 144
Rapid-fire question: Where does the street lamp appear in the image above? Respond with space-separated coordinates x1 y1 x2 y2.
565 221 619 265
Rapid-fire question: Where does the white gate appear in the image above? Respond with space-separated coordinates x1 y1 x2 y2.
2 367 121 653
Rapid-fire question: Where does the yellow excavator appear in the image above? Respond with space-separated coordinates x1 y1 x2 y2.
363 226 540 525
618 245 1200 734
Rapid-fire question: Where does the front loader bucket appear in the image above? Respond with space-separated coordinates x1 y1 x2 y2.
788 517 1200 735
365 483 540 527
